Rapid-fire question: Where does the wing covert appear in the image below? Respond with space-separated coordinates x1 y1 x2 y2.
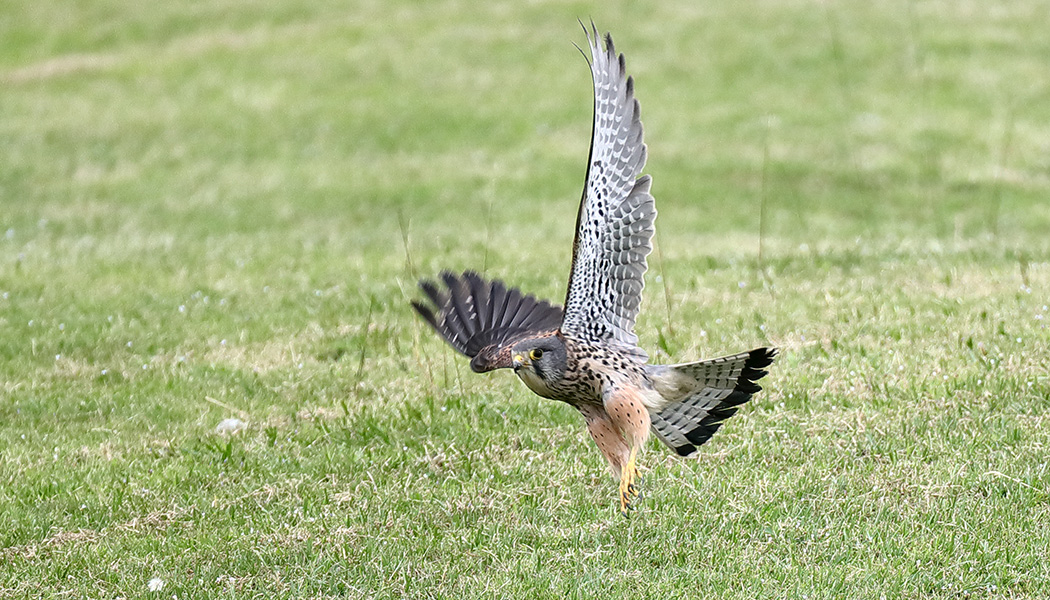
561 25 655 354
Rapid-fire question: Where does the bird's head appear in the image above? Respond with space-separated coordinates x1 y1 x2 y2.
511 335 568 391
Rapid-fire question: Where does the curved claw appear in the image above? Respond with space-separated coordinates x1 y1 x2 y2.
618 449 642 517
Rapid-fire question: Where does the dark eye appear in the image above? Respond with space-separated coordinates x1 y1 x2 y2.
529 348 544 361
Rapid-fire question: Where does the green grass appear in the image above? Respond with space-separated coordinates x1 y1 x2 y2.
2 0 1049 597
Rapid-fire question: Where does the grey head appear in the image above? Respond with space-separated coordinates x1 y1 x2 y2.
510 335 568 399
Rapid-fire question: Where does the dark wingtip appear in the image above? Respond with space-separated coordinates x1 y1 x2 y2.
572 40 587 62
410 300 437 327
748 347 779 369
469 354 492 373
741 366 768 381
411 270 564 368
418 277 436 293
733 347 778 396
685 422 722 447
440 270 461 289
674 444 697 457
736 380 762 395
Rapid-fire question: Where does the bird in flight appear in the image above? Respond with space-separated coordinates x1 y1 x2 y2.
412 24 777 517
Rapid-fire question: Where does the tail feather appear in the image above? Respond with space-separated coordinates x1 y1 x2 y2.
647 347 777 457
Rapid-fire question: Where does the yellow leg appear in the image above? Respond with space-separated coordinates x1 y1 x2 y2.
618 445 641 517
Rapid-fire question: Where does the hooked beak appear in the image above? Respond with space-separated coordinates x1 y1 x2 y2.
512 353 527 370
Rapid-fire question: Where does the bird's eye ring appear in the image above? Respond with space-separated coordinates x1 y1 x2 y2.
529 348 544 361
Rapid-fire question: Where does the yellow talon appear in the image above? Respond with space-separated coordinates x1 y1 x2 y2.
618 447 641 517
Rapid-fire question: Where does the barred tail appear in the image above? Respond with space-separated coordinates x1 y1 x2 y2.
646 347 777 457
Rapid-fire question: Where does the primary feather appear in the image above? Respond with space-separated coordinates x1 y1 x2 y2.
560 25 655 354
411 271 563 372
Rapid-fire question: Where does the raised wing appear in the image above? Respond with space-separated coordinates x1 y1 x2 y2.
411 271 563 373
560 24 655 353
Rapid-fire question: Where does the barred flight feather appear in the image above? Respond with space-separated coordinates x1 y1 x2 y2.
411 271 563 373
560 24 654 354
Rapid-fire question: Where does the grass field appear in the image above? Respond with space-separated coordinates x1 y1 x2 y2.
2 0 1049 597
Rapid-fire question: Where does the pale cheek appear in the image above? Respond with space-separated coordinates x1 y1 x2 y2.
517 368 550 397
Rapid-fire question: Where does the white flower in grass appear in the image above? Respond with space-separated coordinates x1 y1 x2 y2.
147 577 164 592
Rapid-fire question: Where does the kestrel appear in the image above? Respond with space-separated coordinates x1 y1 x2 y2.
412 24 777 516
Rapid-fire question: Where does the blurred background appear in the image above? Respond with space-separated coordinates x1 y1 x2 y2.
1 1 1048 597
